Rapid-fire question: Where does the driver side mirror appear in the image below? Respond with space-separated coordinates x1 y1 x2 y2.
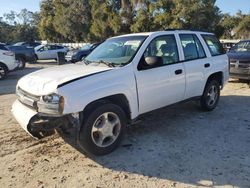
138 56 163 70
144 56 162 67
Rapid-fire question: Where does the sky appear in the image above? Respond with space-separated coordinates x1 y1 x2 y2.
0 0 249 18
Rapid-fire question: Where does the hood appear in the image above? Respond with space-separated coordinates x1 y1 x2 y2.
227 51 250 61
18 64 112 96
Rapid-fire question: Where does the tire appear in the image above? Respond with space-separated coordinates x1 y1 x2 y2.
34 55 38 63
0 64 8 80
200 79 220 111
78 103 126 155
17 57 26 69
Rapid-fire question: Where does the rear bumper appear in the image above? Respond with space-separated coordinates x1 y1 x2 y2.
12 100 71 139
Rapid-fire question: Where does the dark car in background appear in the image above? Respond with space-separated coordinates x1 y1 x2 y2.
6 45 36 69
227 40 250 81
66 42 101 63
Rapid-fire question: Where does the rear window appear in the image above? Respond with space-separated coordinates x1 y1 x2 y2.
202 35 225 56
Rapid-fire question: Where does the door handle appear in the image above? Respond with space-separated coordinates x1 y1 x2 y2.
175 69 183 75
204 63 210 68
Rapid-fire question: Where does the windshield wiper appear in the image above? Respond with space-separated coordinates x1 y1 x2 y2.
97 60 116 67
81 58 91 65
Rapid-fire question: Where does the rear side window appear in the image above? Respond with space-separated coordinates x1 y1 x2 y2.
202 35 225 56
180 34 206 61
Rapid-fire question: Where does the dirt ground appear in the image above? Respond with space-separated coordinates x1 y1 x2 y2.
0 63 249 188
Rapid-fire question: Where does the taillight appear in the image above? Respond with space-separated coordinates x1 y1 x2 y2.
3 51 14 56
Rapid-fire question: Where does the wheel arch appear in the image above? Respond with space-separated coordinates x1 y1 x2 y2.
82 94 131 123
0 62 9 72
206 71 223 88
16 54 26 61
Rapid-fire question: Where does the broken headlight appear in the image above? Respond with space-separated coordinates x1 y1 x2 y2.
37 94 64 115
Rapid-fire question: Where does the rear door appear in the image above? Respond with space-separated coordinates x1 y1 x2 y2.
50 45 65 59
135 34 186 114
36 45 51 59
179 33 209 98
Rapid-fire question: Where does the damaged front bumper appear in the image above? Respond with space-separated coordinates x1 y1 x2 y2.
12 100 77 139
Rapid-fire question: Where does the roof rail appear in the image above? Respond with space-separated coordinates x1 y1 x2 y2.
165 28 210 33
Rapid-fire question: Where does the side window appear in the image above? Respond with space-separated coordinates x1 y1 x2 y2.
50 45 58 50
202 35 225 56
143 35 179 66
38 46 45 51
180 34 206 61
56 46 64 49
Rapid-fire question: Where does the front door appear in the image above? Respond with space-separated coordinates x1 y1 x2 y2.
135 34 186 114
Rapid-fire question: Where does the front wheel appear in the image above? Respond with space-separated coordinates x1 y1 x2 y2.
200 79 220 111
78 103 126 155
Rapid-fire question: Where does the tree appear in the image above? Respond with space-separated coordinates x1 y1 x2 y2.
0 9 39 43
3 11 17 25
53 0 91 42
0 21 13 42
219 14 238 38
130 1 155 32
236 15 250 39
170 0 222 31
89 0 122 41
38 0 60 42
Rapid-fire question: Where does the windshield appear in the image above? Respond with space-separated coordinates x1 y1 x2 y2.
232 41 250 52
85 36 147 65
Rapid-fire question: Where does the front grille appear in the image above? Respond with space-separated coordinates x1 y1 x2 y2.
16 87 40 110
230 60 250 69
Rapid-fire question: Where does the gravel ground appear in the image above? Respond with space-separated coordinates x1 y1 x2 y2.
0 63 249 188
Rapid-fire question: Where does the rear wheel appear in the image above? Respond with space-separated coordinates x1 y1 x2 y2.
0 64 8 80
78 103 126 155
200 79 220 111
17 57 26 69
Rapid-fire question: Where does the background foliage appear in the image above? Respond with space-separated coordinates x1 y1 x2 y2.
0 0 249 43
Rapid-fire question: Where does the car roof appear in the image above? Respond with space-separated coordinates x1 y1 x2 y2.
110 30 214 39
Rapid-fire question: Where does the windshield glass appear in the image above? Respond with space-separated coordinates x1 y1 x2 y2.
85 36 147 65
232 41 250 52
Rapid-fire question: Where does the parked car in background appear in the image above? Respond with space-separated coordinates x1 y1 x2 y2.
0 43 20 79
34 44 68 60
227 40 250 80
13 41 41 48
7 45 36 69
66 43 101 63
12 30 229 155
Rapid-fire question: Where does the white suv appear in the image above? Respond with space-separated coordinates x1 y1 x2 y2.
12 30 229 155
0 44 20 79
